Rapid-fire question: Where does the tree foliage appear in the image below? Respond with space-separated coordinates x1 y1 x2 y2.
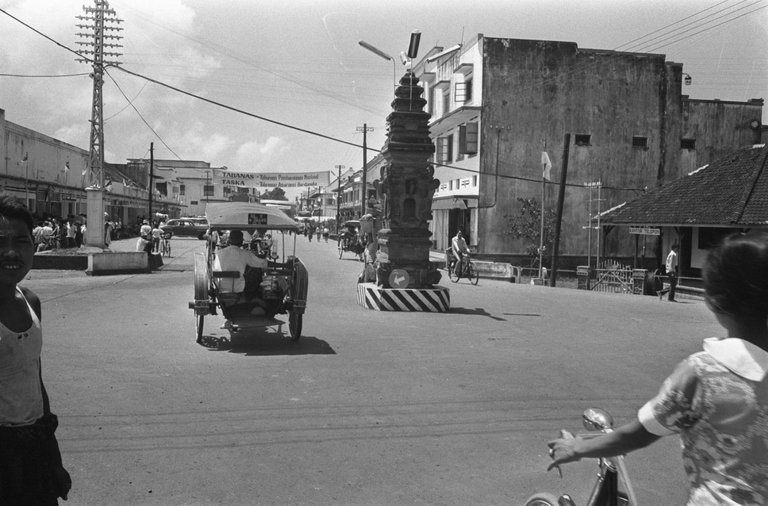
505 197 557 262
260 187 288 201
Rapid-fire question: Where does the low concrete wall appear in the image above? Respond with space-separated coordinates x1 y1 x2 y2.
473 260 520 282
32 254 89 270
86 252 150 276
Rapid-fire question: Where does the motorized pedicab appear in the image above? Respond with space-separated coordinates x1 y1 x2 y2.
190 202 308 342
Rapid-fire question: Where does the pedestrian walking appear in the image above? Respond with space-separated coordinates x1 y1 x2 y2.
322 226 329 243
0 195 72 505
74 222 84 248
657 244 680 301
548 231 768 505
66 218 76 248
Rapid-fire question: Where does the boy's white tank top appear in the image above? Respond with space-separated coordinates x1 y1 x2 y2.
0 287 44 426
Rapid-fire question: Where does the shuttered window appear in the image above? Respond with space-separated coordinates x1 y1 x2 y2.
459 122 478 154
436 135 453 164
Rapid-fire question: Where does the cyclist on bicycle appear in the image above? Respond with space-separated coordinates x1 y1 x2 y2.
451 230 470 276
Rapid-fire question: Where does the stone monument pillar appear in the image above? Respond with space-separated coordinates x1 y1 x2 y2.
376 71 441 289
357 71 449 312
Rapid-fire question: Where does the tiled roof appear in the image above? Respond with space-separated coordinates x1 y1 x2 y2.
602 144 768 226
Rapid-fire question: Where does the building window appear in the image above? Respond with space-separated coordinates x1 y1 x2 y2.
472 175 478 186
442 88 450 115
436 135 453 164
465 77 473 102
459 122 478 154
203 185 214 197
428 87 434 116
632 136 648 148
575 134 591 146
455 78 472 103
179 184 185 195
681 138 696 150
190 200 198 205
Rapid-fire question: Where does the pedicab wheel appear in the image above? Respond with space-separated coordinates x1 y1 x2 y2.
523 493 560 506
448 264 459 283
468 262 479 285
288 311 302 341
338 245 343 259
193 253 209 300
193 253 209 342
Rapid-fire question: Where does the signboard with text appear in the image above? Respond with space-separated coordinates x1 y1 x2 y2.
629 226 661 236
216 171 330 189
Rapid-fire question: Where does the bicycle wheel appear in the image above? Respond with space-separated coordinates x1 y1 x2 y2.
468 262 479 285
339 245 343 259
523 493 561 506
448 263 459 283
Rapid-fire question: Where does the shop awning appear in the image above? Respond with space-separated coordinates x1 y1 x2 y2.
431 197 477 210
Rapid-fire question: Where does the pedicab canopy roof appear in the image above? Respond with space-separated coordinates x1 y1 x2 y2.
205 202 299 231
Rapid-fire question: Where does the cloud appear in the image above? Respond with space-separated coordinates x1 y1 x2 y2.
234 137 290 172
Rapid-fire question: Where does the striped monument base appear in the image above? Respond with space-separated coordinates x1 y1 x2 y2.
356 283 450 312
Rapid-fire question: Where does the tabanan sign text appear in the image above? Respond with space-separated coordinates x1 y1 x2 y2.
218 171 330 189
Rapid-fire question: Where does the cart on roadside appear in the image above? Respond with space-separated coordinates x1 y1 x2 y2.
189 202 308 343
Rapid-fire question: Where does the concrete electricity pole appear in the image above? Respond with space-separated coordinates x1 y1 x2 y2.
75 0 122 247
334 165 344 228
356 124 374 216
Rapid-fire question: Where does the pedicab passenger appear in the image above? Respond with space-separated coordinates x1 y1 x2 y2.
213 230 268 312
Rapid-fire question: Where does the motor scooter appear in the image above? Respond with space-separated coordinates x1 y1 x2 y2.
524 408 639 506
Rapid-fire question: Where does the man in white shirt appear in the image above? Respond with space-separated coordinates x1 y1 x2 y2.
213 230 267 294
658 244 680 301
451 230 470 276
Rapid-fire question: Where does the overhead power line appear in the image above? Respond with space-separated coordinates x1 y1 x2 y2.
105 70 181 160
0 72 89 78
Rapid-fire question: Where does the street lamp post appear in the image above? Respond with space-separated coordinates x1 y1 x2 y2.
358 40 396 90
23 153 29 210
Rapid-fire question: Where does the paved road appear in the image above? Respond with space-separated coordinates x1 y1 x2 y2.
25 235 714 505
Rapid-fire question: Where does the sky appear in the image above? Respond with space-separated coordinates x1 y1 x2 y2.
0 0 766 200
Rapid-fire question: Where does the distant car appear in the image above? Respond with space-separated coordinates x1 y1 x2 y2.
160 218 209 239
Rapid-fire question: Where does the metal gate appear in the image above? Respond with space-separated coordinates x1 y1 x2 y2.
591 260 634 294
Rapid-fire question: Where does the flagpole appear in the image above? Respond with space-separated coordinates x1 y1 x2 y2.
539 167 545 280
539 142 548 280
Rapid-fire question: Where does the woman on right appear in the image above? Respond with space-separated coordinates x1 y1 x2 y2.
548 231 768 505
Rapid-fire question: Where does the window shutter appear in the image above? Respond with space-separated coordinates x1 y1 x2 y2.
460 122 478 154
455 82 467 103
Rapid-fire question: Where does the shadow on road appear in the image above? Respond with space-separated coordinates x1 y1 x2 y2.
449 307 507 321
198 334 336 356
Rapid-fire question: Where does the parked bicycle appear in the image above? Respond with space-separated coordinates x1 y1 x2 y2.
525 408 638 506
160 231 172 257
448 254 479 285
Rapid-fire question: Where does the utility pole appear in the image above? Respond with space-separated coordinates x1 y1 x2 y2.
334 165 344 229
356 124 374 215
549 133 570 287
75 0 122 247
148 142 154 220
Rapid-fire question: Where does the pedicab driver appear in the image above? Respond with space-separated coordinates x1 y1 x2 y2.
451 229 470 275
213 230 267 294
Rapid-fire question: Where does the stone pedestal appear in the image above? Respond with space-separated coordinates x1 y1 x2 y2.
357 283 449 312
85 187 106 248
